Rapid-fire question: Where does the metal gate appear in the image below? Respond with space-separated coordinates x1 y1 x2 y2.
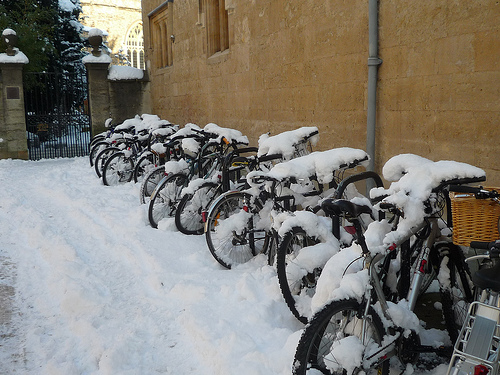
24 70 91 160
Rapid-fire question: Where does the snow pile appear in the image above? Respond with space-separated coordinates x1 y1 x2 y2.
257 127 319 159
0 158 304 374
114 115 143 132
0 146 462 374
261 147 369 185
81 25 109 36
0 48 29 64
112 114 173 135
311 244 366 312
382 153 433 182
164 158 189 175
204 123 249 145
58 0 78 12
108 65 144 81
371 154 485 245
2 28 16 36
82 53 112 64
181 137 201 157
88 27 104 38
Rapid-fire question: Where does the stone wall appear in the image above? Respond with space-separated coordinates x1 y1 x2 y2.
81 0 143 54
377 0 500 185
141 0 500 186
85 61 151 135
0 63 28 160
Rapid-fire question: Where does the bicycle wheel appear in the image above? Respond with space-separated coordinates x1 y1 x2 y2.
437 243 474 345
140 165 166 204
102 152 134 186
175 182 220 235
133 152 155 183
276 227 321 324
89 134 106 151
293 299 389 375
89 140 110 167
94 146 120 178
148 173 188 228
205 191 270 269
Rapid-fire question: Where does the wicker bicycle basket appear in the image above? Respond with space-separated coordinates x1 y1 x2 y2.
450 187 500 246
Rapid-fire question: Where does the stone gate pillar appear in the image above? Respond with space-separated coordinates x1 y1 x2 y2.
0 29 29 160
84 59 111 137
83 29 112 137
83 28 151 137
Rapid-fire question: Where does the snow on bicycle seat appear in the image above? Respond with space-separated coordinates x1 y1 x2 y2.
114 115 142 132
170 123 203 138
151 125 178 138
370 154 486 244
203 123 249 146
381 153 433 182
140 114 172 130
257 127 319 161
261 147 369 185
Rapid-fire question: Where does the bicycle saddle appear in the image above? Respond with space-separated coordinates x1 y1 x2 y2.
321 199 372 219
472 261 500 292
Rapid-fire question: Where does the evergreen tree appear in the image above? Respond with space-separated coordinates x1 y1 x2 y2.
53 0 85 73
0 0 85 74
1 0 88 141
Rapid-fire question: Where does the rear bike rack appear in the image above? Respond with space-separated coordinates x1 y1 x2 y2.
447 301 500 375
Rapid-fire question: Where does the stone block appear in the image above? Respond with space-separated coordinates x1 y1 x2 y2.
474 30 500 72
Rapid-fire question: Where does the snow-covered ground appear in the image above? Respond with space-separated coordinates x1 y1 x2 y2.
0 157 450 374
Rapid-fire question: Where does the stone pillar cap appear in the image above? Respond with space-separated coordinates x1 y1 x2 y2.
2 28 27 61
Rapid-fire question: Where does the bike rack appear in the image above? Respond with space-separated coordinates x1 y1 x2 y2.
447 301 500 375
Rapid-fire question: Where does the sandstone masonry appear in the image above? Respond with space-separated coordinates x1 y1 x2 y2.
140 0 499 185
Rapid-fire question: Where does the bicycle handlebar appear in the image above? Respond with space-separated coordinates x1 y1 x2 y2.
334 171 384 200
257 153 283 163
432 176 486 193
470 240 500 252
379 202 404 218
297 129 319 143
449 184 499 199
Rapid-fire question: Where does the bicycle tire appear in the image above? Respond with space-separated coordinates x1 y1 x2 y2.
139 165 166 204
94 146 120 178
89 140 110 167
133 152 155 183
175 182 220 235
438 243 474 345
89 134 106 151
102 152 134 186
276 226 321 324
205 191 270 269
148 173 188 228
293 298 389 375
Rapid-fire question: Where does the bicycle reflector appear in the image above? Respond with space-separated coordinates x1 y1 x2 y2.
474 364 489 375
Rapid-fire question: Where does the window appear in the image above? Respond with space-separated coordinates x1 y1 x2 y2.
125 22 145 70
149 1 173 68
203 0 229 56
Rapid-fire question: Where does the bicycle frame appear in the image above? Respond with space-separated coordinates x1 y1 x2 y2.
355 215 452 367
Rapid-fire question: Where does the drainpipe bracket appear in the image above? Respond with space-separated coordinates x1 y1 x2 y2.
368 57 383 66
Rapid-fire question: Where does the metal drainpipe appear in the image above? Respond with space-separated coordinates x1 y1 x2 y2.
367 0 383 192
